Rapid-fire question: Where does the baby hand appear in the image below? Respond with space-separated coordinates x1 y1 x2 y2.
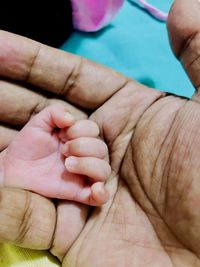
60 118 111 205
1 104 111 206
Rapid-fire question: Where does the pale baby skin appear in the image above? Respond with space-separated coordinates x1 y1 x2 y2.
0 105 111 206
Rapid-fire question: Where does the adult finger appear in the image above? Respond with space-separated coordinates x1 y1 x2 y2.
0 125 17 151
0 80 86 127
0 188 56 250
0 30 129 109
167 0 200 101
50 201 88 261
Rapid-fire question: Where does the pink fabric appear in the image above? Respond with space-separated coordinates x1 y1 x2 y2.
71 0 125 32
137 0 168 21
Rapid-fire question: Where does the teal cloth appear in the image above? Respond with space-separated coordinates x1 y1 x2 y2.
62 0 193 98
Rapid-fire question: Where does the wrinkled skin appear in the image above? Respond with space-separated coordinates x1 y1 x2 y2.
1 0 200 266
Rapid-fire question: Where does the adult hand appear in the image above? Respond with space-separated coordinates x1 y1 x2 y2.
0 30 128 260
63 0 200 266
1 0 200 264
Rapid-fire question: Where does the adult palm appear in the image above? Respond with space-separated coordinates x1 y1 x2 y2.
64 0 200 266
64 65 200 267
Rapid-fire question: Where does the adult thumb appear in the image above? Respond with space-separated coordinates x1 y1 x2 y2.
167 0 200 101
0 188 56 250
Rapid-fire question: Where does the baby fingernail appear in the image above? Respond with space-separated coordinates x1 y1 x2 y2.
95 183 105 195
98 183 104 193
98 184 109 203
62 143 69 154
100 185 108 197
64 112 74 122
65 157 78 170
